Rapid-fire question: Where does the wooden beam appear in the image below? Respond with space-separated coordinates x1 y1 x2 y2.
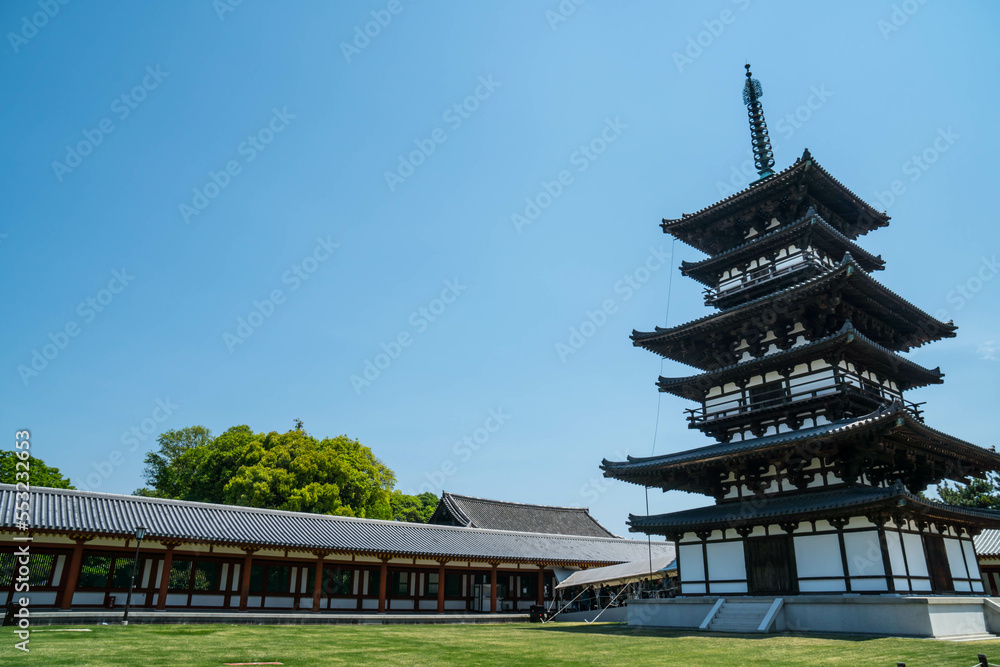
377 559 388 613
312 554 324 612
156 545 174 610
57 538 87 610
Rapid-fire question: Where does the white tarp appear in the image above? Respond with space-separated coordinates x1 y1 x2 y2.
555 555 676 590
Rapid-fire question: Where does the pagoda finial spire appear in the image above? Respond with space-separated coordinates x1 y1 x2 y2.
743 63 775 180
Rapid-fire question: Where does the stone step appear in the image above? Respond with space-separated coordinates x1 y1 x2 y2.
709 623 762 633
714 610 769 617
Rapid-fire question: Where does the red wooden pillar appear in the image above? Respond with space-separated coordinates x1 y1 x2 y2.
57 538 87 609
537 566 545 605
155 545 175 610
490 564 498 613
377 559 388 613
312 554 324 612
436 562 446 613
239 548 255 611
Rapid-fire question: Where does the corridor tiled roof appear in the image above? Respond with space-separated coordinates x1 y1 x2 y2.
0 485 666 566
429 492 618 538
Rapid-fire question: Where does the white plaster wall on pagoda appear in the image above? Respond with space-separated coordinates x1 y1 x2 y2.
706 542 748 593
946 538 973 591
678 543 704 581
962 541 984 592
900 532 932 590
794 533 846 592
885 531 909 591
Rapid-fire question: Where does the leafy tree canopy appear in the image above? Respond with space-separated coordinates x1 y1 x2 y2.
0 452 74 489
136 425 436 521
937 475 1000 510
390 491 439 523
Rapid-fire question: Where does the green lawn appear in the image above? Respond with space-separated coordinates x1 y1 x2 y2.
1 622 997 666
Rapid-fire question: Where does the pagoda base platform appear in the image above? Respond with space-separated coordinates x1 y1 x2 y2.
626 595 1000 638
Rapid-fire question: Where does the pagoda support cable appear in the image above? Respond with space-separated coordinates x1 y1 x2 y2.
646 237 678 582
743 63 775 180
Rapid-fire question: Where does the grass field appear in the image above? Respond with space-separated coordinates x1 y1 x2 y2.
1 622 998 666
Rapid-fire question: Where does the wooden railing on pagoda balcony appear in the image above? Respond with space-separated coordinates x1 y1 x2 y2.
703 248 838 307
684 372 925 431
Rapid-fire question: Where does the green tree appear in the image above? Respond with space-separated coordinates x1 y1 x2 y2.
390 491 439 523
136 426 213 498
0 452 74 489
136 426 397 519
937 475 1000 509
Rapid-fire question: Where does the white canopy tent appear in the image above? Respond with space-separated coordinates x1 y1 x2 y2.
555 555 676 590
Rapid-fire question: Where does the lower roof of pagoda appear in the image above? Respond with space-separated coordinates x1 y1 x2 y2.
661 149 890 256
680 208 885 287
601 402 1000 490
626 481 1000 537
632 255 957 370
656 320 943 400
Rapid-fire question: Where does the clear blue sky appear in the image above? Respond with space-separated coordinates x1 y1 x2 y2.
3 1 999 534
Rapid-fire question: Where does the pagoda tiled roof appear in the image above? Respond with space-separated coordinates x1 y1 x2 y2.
601 402 1000 478
632 255 957 367
626 481 1000 534
655 320 944 400
428 492 618 538
679 208 885 287
662 149 889 255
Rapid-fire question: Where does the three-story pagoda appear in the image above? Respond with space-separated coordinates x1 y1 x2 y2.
602 66 1000 597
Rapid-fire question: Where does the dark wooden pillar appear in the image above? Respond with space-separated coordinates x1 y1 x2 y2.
377 559 388 613
58 538 88 609
155 544 175 610
312 554 324 612
437 562 446 613
490 564 498 613
537 566 545 605
239 548 256 611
